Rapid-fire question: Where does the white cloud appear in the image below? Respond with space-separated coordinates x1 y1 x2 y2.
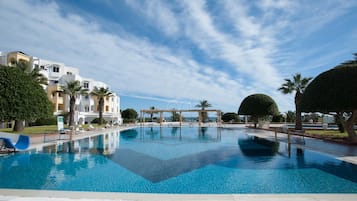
0 0 251 112
124 0 180 37
180 0 282 89
1 0 355 113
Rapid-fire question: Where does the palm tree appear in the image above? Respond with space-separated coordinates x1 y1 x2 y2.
147 106 158 122
90 87 113 125
16 61 48 85
195 100 212 123
29 67 48 85
61 80 88 126
278 74 312 130
195 99 212 110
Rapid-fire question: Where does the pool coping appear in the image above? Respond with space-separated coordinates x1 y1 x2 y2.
0 189 357 201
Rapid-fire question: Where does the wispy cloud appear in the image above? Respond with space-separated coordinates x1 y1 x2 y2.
181 0 283 88
125 0 180 37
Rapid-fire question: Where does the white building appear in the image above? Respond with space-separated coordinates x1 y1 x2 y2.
1 51 122 126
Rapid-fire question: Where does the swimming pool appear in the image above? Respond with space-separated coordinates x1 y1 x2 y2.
1 127 357 193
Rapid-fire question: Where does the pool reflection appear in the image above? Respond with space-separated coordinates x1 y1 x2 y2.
41 131 120 155
125 127 221 143
238 136 280 157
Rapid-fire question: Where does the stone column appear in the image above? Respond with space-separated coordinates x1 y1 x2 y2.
179 111 182 127
160 112 163 126
198 111 202 127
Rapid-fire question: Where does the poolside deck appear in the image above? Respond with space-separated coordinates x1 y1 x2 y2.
0 189 357 201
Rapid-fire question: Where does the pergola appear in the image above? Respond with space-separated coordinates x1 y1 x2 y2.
139 109 222 127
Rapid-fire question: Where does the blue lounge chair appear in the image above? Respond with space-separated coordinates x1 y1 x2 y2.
0 135 30 152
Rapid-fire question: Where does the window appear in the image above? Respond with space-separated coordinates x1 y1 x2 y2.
66 72 72 75
85 105 90 112
58 104 64 111
83 81 89 89
53 66 60 73
106 106 109 112
85 95 89 99
10 58 16 65
6 122 12 128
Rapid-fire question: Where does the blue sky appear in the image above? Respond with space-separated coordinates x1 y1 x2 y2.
0 0 356 113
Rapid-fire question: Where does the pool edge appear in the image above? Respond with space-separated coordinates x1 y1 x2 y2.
0 189 356 201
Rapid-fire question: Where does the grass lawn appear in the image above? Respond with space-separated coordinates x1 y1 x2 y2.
0 125 66 135
305 129 348 138
0 124 105 135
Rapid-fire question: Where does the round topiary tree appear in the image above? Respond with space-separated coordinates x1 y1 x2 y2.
238 94 279 128
300 55 357 142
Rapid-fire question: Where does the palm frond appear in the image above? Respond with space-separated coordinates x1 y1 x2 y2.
279 73 312 94
90 87 113 98
195 100 212 109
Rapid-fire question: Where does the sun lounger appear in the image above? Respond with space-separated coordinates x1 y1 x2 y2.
0 135 30 152
88 124 95 130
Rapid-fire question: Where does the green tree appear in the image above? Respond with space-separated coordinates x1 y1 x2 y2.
195 100 212 122
286 110 296 123
13 61 48 129
272 114 284 123
302 113 320 123
238 94 279 128
300 54 357 142
90 87 113 125
61 80 88 127
0 66 53 132
222 112 238 123
278 73 312 130
171 109 181 122
121 108 138 123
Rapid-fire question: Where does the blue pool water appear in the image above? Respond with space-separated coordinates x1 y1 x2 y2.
1 127 357 193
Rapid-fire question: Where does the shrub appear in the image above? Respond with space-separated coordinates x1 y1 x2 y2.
238 94 279 128
32 116 57 126
222 112 238 122
272 114 284 122
91 118 107 124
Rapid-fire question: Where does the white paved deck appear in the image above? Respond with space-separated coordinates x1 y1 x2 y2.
0 189 356 201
